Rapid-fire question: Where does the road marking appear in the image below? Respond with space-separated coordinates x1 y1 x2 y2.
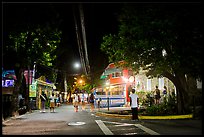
123 132 138 135
68 122 86 126
102 120 134 126
95 120 114 135
101 120 159 135
134 124 160 135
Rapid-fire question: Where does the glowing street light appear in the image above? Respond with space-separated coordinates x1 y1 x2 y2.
79 79 83 84
74 62 80 69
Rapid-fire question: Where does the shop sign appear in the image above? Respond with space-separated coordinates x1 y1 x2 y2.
2 79 15 87
2 87 14 94
29 84 37 97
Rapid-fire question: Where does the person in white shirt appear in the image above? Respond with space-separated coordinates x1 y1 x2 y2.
73 93 80 112
81 93 86 111
49 93 55 112
129 89 139 120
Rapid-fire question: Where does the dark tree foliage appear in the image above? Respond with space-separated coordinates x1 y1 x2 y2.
101 3 202 114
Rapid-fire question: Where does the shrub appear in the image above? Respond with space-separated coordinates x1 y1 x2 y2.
143 102 177 116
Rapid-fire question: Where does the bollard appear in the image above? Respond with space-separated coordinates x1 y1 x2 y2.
107 97 109 111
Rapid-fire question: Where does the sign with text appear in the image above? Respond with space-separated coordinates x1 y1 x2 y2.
2 79 15 87
29 84 37 97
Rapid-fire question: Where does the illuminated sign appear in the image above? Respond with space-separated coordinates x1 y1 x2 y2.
29 84 37 97
2 70 17 80
2 80 15 87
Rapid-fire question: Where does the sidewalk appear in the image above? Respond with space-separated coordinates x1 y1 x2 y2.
2 104 64 125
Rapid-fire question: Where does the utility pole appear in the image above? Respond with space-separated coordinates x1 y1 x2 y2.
26 64 30 111
32 61 36 84
30 61 36 110
64 72 67 95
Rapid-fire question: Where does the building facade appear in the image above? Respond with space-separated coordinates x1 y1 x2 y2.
99 62 176 106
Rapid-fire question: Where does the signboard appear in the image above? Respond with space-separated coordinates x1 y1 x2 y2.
2 69 17 80
29 84 37 97
2 87 14 95
2 80 15 87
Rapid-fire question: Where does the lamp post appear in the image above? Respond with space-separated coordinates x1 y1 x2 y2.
65 62 81 100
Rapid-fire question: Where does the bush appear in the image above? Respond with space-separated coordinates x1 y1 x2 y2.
143 102 177 116
193 106 202 119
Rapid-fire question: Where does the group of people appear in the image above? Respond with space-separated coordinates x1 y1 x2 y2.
40 91 96 113
39 85 168 121
153 85 168 105
73 93 95 112
40 91 62 113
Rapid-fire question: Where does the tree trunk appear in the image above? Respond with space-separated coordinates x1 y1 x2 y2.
25 65 30 111
11 67 24 117
163 71 190 114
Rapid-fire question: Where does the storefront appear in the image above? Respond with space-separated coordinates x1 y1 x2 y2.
2 69 16 119
29 77 55 110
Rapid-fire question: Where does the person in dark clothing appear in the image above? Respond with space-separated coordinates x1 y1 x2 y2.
154 86 161 104
40 91 47 112
89 93 95 112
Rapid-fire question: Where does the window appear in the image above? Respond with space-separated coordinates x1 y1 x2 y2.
159 78 164 90
147 79 152 91
112 72 123 78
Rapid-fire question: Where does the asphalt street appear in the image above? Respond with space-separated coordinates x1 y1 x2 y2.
2 103 202 135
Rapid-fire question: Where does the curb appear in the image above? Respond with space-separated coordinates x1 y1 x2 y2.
3 111 35 124
95 112 193 120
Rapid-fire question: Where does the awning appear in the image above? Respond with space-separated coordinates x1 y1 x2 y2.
100 74 107 79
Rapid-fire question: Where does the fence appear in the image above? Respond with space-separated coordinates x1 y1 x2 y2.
94 95 125 109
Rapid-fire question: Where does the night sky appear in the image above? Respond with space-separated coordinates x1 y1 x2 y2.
3 3 123 78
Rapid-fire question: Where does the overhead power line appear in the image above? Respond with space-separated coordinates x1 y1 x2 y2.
79 4 91 75
73 5 87 76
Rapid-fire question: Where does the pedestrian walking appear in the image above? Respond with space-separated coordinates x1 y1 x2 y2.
89 93 95 112
49 93 56 113
81 93 86 111
162 86 167 103
154 86 161 104
73 93 81 112
97 98 102 111
56 94 60 107
40 91 47 113
129 89 139 120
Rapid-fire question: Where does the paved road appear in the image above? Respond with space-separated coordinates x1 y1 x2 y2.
2 104 202 135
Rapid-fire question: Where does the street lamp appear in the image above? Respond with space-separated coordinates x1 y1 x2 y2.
74 62 80 69
65 62 81 98
79 79 83 84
